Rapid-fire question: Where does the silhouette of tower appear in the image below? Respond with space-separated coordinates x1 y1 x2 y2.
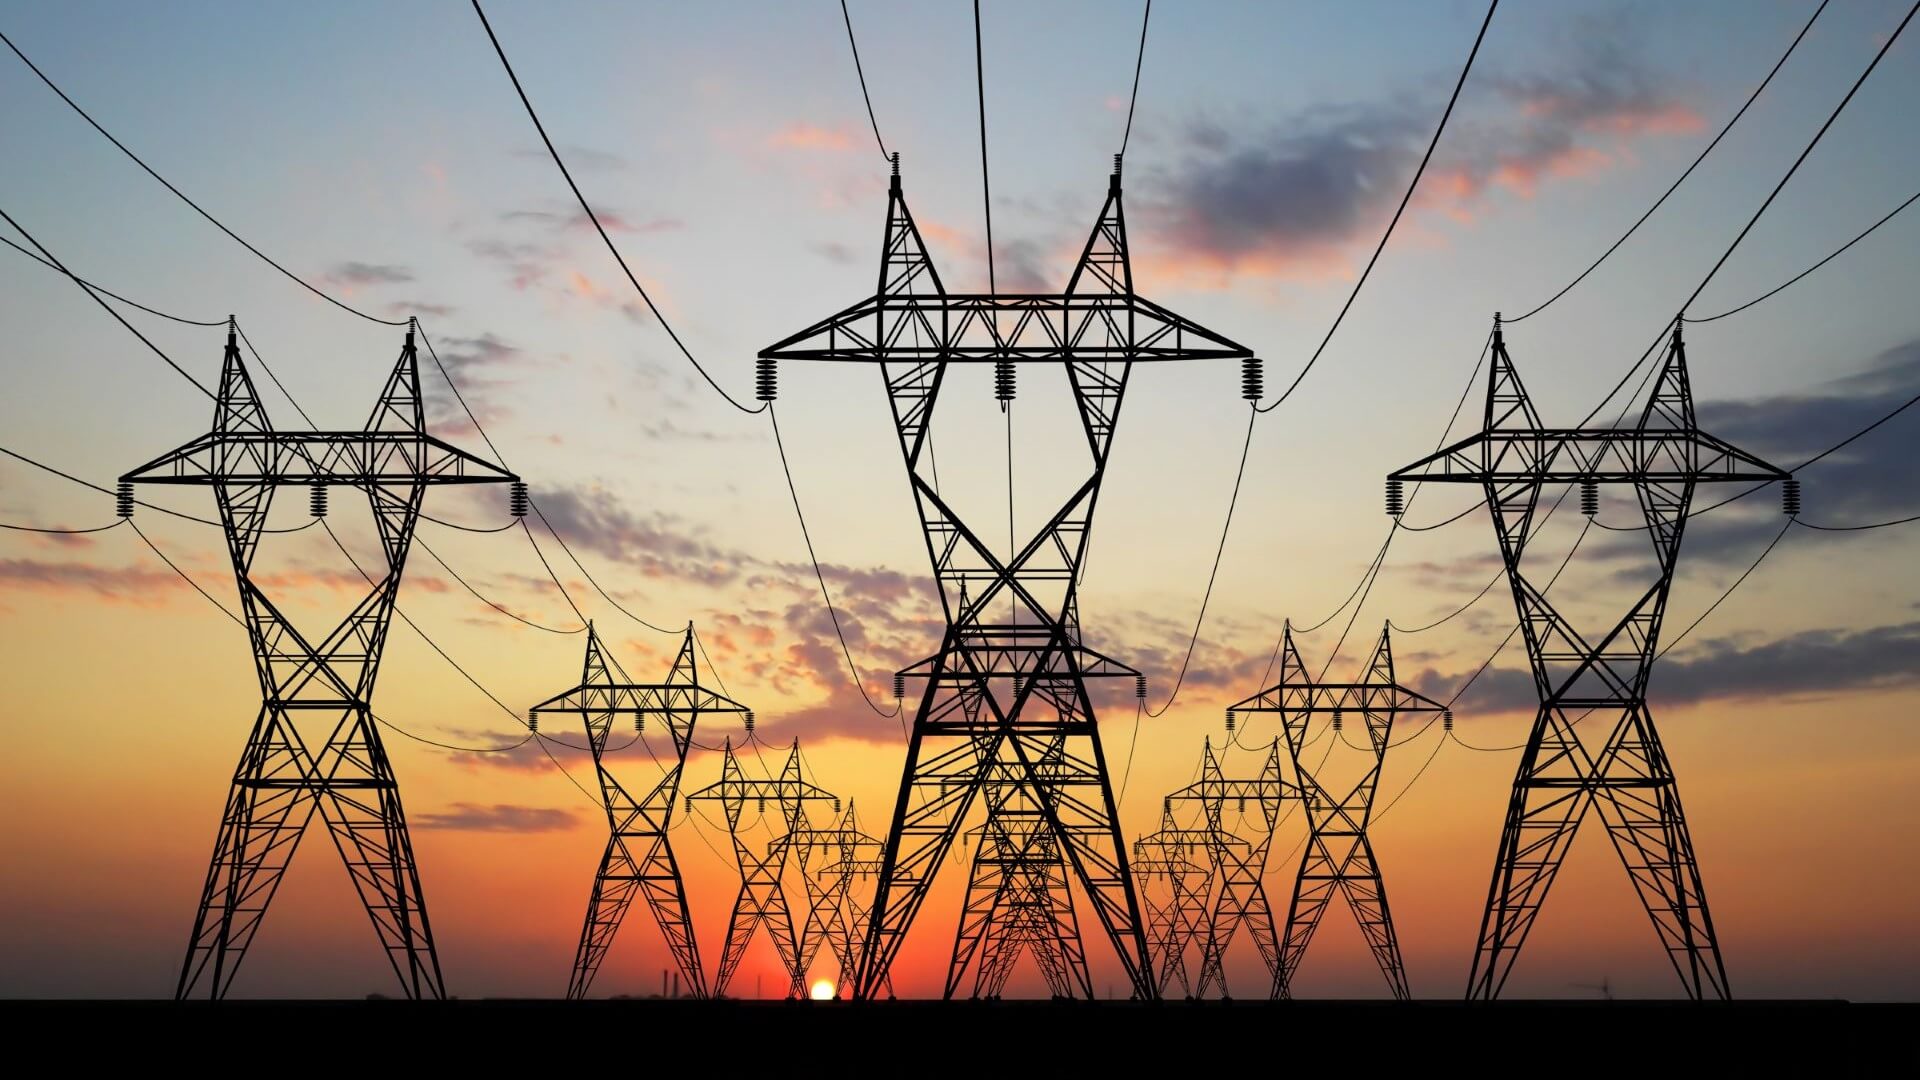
949 738 1088 999
1225 623 1443 1000
124 322 516 999
793 799 885 998
686 740 838 998
1164 738 1297 999
1133 809 1224 998
1389 317 1789 999
529 623 749 999
760 154 1253 1000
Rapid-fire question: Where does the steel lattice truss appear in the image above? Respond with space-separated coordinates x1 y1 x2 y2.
1163 739 1300 999
529 624 749 999
1390 320 1788 1000
1226 625 1442 999
950 735 1088 1000
791 800 889 999
761 157 1252 1000
124 325 515 999
685 740 839 998
1134 810 1237 998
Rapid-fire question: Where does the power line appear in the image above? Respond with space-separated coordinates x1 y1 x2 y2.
1144 405 1256 717
0 442 313 533
1119 1 1150 158
1658 519 1791 656
0 518 123 535
1586 0 1918 423
839 0 889 162
0 205 214 399
1795 513 1920 531
0 233 224 326
1255 0 1496 414
768 404 903 724
467 0 764 415
1508 0 1829 323
972 0 995 293
413 533 585 635
1686 189 1918 323
0 29 406 326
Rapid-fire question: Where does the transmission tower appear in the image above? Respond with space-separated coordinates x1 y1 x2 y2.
528 623 749 999
1165 738 1298 999
685 739 839 998
1225 623 1443 1000
1388 317 1789 999
760 154 1253 1000
1133 809 1225 998
793 799 885 998
124 322 516 999
949 737 1089 999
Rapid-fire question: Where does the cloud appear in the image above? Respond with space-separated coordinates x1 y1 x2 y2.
413 802 580 832
532 486 746 587
1421 621 1920 719
501 207 683 235
810 241 859 265
768 123 855 152
1137 13 1703 285
326 261 415 287
1587 338 1920 564
0 557 186 603
386 300 457 319
420 332 527 433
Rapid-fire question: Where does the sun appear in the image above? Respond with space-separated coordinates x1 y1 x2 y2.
808 979 836 1001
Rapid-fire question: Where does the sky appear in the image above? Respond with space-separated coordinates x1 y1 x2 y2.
1 0 1916 1001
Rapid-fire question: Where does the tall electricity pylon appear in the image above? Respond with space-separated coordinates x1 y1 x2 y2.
686 740 838 998
761 154 1253 1000
125 323 516 999
1389 317 1789 1000
1134 809 1224 998
529 623 749 999
1225 623 1443 1000
1166 738 1298 999
949 738 1088 999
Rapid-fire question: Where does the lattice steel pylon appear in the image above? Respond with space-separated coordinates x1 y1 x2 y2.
1133 809 1225 998
949 736 1089 999
686 739 839 998
1389 317 1789 1000
528 623 749 1000
794 799 886 998
1167 738 1298 999
1225 623 1443 1000
761 154 1253 1000
125 322 516 999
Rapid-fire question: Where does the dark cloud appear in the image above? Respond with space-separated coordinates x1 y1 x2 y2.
532 486 745 587
1420 621 1920 720
468 238 552 292
326 261 415 286
1587 338 1920 564
420 333 525 433
413 802 579 832
1137 13 1700 281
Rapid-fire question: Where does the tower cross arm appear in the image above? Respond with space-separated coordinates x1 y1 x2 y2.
120 431 517 487
1164 776 1304 803
758 294 1253 364
1227 682 1444 716
1388 429 1788 485
528 683 750 719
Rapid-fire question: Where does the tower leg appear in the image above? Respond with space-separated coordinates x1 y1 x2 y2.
567 837 644 999
176 708 322 999
1467 705 1594 1000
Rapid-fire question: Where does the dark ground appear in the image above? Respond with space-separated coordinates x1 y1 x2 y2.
8 998 1914 1068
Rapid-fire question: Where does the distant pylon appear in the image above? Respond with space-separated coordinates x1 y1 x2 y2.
793 799 886 998
1389 317 1789 999
686 740 838 998
949 736 1090 999
125 322 515 999
761 156 1254 1000
1133 808 1226 998
529 623 749 999
1226 623 1443 1000
1166 737 1298 999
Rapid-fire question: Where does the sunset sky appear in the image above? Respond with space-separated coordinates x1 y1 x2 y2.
2 0 1916 1002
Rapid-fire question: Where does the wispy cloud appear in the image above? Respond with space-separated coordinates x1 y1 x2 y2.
768 123 856 152
325 261 415 287
413 802 580 832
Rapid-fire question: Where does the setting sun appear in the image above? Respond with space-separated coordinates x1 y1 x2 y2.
809 979 836 1001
